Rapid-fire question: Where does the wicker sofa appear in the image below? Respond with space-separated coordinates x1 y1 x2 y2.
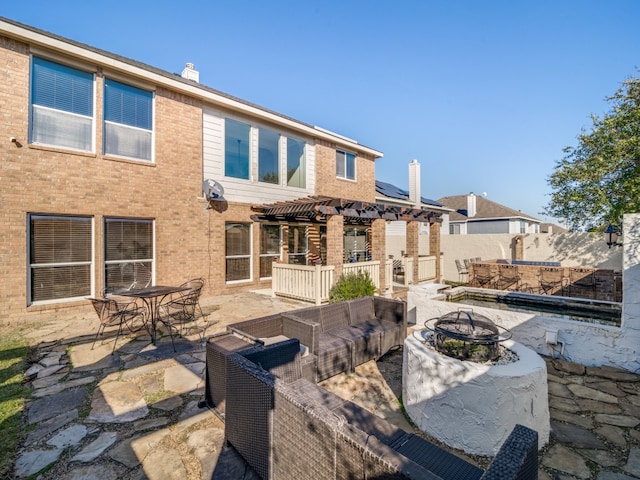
228 296 407 382
223 338 539 480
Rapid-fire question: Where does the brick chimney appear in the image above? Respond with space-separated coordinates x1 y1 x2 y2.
181 62 199 83
409 159 421 208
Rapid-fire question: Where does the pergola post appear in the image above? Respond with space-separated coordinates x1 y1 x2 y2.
371 218 387 293
429 221 441 281
326 215 344 280
406 221 420 284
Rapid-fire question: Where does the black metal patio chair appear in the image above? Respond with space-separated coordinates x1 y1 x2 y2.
89 297 143 354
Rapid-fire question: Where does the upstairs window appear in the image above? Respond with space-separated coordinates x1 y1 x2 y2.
336 150 355 180
104 79 153 161
258 129 280 184
30 57 94 151
28 215 92 304
287 138 306 188
104 218 154 293
225 119 251 180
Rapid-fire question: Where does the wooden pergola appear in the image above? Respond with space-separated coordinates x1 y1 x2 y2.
251 195 443 225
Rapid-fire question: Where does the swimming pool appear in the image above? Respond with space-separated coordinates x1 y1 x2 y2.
442 287 621 326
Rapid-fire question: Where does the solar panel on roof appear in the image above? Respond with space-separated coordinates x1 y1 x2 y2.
376 180 444 207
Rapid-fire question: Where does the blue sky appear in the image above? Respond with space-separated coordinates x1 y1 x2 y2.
3 1 639 224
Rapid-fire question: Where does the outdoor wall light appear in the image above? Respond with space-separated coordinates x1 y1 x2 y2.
604 223 622 248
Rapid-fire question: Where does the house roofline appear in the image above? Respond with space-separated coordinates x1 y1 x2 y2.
0 16 383 159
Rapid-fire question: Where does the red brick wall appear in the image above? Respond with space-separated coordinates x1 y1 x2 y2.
468 262 619 302
314 141 376 202
0 37 270 323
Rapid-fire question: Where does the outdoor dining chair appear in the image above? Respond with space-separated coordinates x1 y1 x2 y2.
539 267 566 295
160 278 206 339
471 263 494 288
455 259 468 283
89 297 143 354
568 267 597 299
496 264 523 291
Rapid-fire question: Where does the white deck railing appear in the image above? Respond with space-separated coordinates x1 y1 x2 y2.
418 255 437 282
272 260 385 304
342 260 381 290
272 263 335 305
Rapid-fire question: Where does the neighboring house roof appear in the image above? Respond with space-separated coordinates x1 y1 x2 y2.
0 16 382 159
438 194 542 223
375 180 446 209
541 223 569 233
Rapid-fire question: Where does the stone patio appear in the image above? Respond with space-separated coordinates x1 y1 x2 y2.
10 291 640 479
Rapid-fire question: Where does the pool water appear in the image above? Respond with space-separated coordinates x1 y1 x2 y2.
444 289 621 326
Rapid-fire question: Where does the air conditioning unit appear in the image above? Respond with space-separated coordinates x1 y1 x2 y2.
203 179 225 201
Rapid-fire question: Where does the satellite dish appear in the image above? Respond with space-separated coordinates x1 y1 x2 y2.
203 179 225 201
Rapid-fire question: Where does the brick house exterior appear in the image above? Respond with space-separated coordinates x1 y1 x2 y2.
0 17 441 324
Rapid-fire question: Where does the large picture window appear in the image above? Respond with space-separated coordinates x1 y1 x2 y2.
225 119 251 180
260 224 281 278
226 222 252 282
336 150 356 180
30 57 94 151
104 218 153 293
288 225 308 265
104 79 153 161
28 215 92 304
258 129 280 184
287 138 306 188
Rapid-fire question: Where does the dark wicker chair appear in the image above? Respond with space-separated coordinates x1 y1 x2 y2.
89 297 143 354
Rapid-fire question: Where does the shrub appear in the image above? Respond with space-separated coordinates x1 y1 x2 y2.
329 270 376 302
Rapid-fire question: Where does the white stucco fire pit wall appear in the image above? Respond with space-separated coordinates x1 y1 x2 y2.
403 332 550 456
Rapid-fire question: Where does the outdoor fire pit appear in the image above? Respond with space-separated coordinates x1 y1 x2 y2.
425 309 512 362
403 310 550 456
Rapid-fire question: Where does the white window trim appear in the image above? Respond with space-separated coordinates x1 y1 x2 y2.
336 149 357 181
259 224 282 280
27 215 94 306
29 56 97 154
225 223 253 284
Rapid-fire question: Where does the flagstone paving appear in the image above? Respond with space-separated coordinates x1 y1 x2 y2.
10 291 640 479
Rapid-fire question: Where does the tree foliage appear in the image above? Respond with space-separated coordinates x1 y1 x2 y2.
544 74 640 231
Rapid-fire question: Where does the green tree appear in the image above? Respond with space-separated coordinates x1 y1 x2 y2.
544 74 640 231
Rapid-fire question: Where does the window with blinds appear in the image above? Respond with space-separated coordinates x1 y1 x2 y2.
30 57 94 151
104 79 153 161
225 222 251 282
104 218 153 292
29 215 92 303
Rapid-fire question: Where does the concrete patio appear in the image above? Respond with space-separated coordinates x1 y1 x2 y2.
11 291 640 479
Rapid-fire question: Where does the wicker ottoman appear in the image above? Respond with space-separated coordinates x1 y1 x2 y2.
204 332 255 415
